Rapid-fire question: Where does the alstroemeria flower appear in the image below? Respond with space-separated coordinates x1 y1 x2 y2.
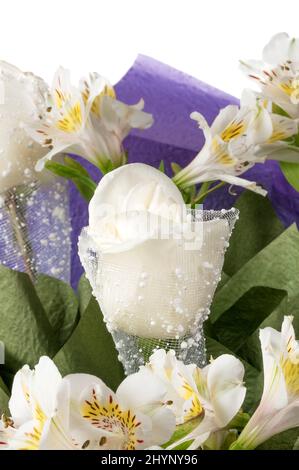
173 103 269 195
0 417 16 449
0 357 175 450
231 316 299 450
242 90 299 162
0 356 68 450
0 357 90 450
30 67 153 173
173 90 298 195
240 32 299 119
143 350 246 450
61 371 176 450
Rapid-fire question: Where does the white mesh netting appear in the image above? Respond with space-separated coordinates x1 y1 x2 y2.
79 207 239 374
0 179 71 283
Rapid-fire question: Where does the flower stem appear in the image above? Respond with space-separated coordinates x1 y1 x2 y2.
4 188 36 283
192 181 227 205
229 440 250 450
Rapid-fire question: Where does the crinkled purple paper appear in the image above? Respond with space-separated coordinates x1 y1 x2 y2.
70 55 299 288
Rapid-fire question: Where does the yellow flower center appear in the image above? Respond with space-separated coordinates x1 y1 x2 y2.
91 85 116 116
279 78 299 103
19 404 46 450
57 102 83 133
212 138 236 166
81 390 143 450
181 380 203 422
281 355 299 396
54 88 69 109
220 120 246 142
268 131 288 143
82 82 116 117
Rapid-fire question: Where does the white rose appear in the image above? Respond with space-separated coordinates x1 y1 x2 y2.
80 163 234 339
0 61 48 193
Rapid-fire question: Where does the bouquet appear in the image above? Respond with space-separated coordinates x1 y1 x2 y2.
1 32 299 451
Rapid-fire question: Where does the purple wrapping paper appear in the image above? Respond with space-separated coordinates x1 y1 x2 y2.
70 55 299 288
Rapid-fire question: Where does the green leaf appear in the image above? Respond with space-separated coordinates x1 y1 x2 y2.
0 385 9 415
280 161 299 192
211 224 299 324
158 160 165 173
96 159 115 175
171 162 182 176
162 416 202 449
0 375 9 413
238 290 299 371
272 103 291 118
0 376 9 396
226 411 251 431
257 428 299 450
35 274 79 346
45 161 97 201
54 296 124 391
72 177 95 201
224 191 284 276
77 274 93 315
211 286 286 353
64 156 91 178
0 266 59 380
171 440 195 450
293 435 299 450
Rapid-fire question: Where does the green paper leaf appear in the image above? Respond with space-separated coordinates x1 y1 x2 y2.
54 296 124 391
211 286 286 353
257 428 299 450
35 274 79 346
293 435 299 450
211 224 299 324
0 375 9 413
0 386 9 415
224 191 284 276
0 376 9 396
77 274 93 315
0 266 59 380
280 161 299 192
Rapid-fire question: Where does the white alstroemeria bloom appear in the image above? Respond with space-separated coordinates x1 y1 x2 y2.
0 357 93 450
0 356 68 450
173 104 270 195
173 90 299 195
232 316 299 450
240 32 299 119
144 349 203 425
61 371 176 450
0 417 16 449
143 350 246 450
241 89 299 162
31 68 153 173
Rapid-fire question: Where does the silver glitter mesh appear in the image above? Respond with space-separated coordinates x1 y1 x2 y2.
0 179 71 283
79 208 239 375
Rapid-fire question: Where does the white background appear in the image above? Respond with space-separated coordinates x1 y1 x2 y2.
1 0 298 97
